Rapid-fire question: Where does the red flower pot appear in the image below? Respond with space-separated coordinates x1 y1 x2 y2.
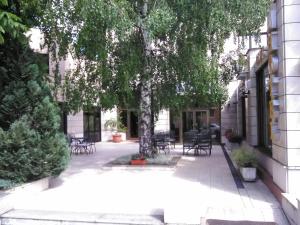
130 159 147 165
112 134 122 143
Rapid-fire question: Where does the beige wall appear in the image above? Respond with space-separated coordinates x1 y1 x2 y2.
154 109 170 133
67 112 84 136
273 0 300 196
221 0 300 199
221 80 239 138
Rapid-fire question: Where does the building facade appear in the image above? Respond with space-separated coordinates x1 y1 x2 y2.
48 39 220 142
222 1 300 224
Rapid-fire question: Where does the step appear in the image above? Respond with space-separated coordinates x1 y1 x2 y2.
282 193 300 225
0 209 164 225
206 219 276 225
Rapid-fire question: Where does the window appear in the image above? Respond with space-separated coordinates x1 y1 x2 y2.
84 107 101 142
209 109 215 117
58 103 67 134
256 66 272 150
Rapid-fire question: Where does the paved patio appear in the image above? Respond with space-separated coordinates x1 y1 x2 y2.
10 142 290 224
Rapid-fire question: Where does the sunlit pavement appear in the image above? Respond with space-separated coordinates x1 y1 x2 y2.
13 142 289 224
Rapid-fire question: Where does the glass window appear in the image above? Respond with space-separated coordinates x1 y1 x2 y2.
209 109 215 117
257 66 271 150
84 108 101 142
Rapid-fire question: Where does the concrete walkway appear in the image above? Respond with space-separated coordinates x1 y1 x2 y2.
10 142 289 224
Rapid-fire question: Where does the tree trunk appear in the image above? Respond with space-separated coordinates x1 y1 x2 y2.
139 0 152 155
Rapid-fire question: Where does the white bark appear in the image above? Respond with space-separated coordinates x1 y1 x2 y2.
139 0 152 155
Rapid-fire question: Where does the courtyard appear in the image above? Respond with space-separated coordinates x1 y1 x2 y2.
1 142 290 225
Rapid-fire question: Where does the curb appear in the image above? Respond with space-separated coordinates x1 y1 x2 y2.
0 177 51 215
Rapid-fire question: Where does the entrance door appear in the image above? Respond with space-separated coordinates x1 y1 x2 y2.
129 111 139 138
182 110 208 133
84 108 101 142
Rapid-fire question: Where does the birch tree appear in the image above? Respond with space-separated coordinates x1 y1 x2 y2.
41 0 270 154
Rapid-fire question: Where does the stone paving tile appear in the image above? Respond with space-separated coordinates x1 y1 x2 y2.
2 209 164 225
5 143 290 225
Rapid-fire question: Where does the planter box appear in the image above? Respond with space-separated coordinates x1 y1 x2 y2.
130 159 147 165
240 167 257 182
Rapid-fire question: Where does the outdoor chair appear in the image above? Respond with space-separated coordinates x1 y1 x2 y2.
84 137 96 154
195 130 212 156
166 130 176 148
153 133 170 154
70 137 95 154
153 132 170 154
183 131 198 155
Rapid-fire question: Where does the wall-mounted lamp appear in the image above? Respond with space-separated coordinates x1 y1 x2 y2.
242 90 250 97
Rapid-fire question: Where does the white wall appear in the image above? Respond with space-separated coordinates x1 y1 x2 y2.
154 109 170 133
67 112 84 137
221 80 239 137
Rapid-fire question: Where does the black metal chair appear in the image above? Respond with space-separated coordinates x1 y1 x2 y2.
167 130 176 148
84 137 96 154
153 132 170 154
183 131 198 155
195 130 212 156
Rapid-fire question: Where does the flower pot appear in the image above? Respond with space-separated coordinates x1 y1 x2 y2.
112 134 122 143
240 167 256 182
131 159 147 165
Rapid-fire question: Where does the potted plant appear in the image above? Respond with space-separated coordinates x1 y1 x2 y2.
225 129 243 145
104 118 127 143
228 135 243 145
130 153 147 165
232 146 257 181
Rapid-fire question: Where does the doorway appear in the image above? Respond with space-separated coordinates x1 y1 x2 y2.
129 111 139 138
119 109 139 139
182 110 208 132
83 108 101 142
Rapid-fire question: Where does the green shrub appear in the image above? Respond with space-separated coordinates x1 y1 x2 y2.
0 115 70 184
104 118 127 133
0 44 70 185
231 145 257 168
0 179 14 190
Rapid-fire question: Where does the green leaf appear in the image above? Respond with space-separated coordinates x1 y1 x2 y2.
0 34 4 44
0 0 8 7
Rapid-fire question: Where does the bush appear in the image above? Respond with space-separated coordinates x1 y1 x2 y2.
225 129 243 144
0 46 70 185
0 115 70 184
0 179 14 190
232 145 257 168
228 135 243 144
104 118 127 133
0 5 70 187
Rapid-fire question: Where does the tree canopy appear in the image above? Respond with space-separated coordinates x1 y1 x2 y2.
41 0 270 111
39 0 270 153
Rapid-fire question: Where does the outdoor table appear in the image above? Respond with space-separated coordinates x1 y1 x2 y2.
71 137 94 154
